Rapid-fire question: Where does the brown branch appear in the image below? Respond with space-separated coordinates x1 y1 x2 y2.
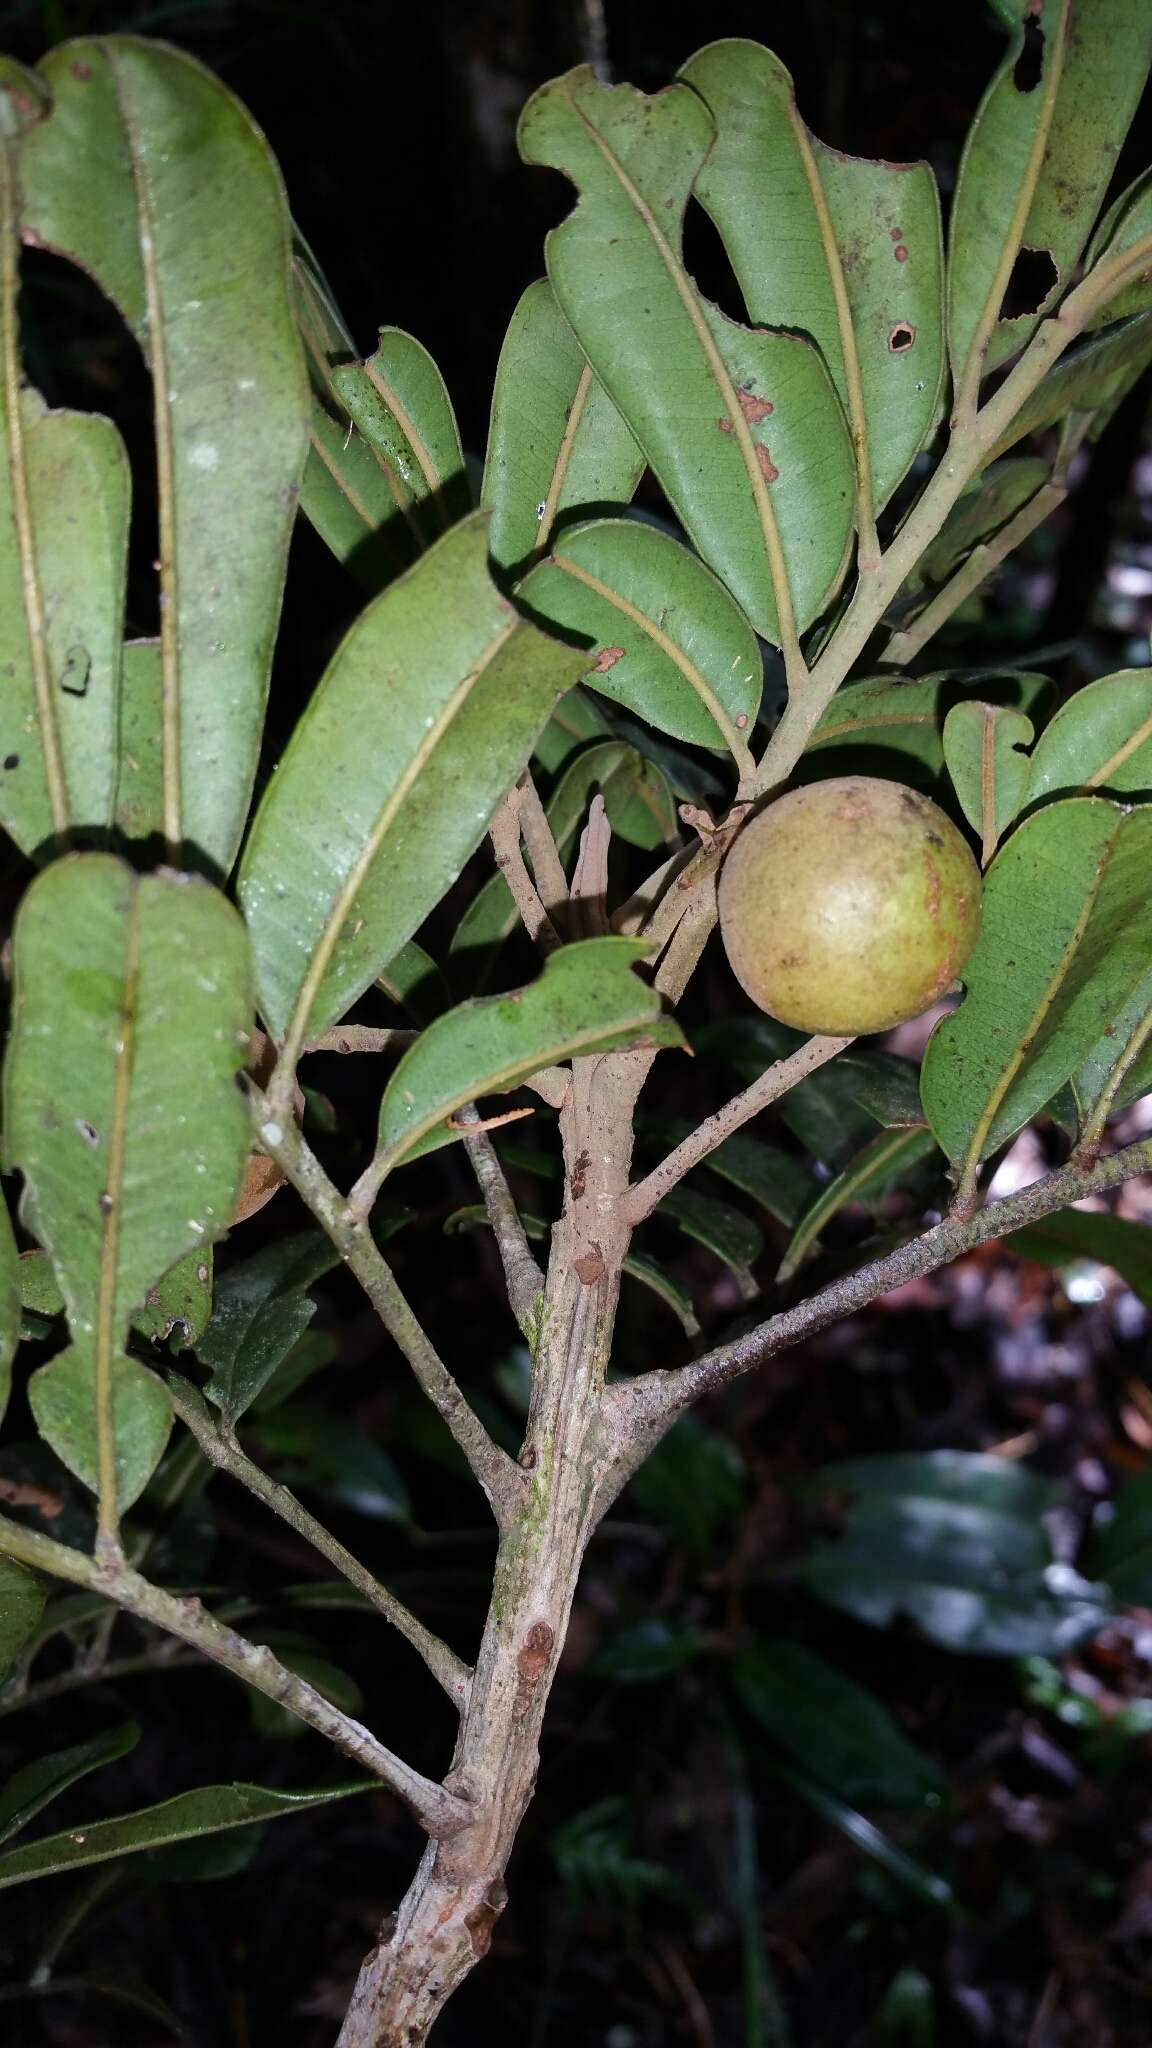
490 789 562 954
167 1377 471 1710
454 1102 546 1336
517 769 570 916
623 1035 853 1226
0 1512 470 1836
882 483 1067 666
303 1024 419 1056
604 1133 1152 1490
247 1084 528 1527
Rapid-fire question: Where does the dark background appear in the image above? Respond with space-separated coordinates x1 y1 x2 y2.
3 4 1152 2046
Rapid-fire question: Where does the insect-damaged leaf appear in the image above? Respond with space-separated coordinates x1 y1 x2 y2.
0 59 128 857
986 311 1152 461
518 66 854 649
920 798 1152 1187
238 512 586 1052
483 278 645 574
2 855 253 1507
947 0 1152 386
18 37 309 873
330 330 469 546
943 700 1034 863
806 668 1053 785
682 39 944 519
376 937 683 1174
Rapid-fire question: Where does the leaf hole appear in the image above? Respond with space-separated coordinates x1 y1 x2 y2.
1002 245 1058 321
681 197 748 325
1013 14 1045 93
19 245 160 635
888 323 917 354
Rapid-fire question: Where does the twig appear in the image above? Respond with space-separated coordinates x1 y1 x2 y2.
491 789 563 954
0 1511 469 1836
454 1103 545 1337
623 1035 853 1225
0 1647 202 1719
604 1133 1152 1480
881 483 1067 666
517 770 570 916
168 1376 471 1710
303 1025 419 1056
247 1084 527 1526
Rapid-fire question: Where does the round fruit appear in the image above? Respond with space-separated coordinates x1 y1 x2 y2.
718 776 981 1035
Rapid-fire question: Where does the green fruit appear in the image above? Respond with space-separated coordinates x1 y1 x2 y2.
718 776 981 1035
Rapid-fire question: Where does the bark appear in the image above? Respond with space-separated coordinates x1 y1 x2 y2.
335 1055 634 2047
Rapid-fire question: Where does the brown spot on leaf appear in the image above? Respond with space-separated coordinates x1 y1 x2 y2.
592 645 625 674
890 227 904 242
738 391 774 423
756 446 780 484
894 245 909 262
71 59 93 80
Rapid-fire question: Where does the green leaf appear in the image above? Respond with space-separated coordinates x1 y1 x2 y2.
1082 1469 1152 1603
1007 1209 1152 1307
532 685 612 776
588 1617 701 1683
777 1125 940 1284
629 1415 745 1556
641 1117 816 1228
112 641 162 844
759 1752 953 1911
0 1556 45 1683
659 1186 763 1299
19 36 309 872
806 667 1054 783
1071 960 1152 1126
921 798 1152 1182
376 937 683 1172
0 1190 16 1427
238 511 584 1049
526 517 761 759
0 61 129 856
0 1723 139 1848
518 67 855 648
1083 165 1152 328
1027 668 1152 803
732 1638 945 1809
619 1251 700 1338
947 0 1152 384
3 855 253 1508
483 277 644 573
985 310 1152 460
330 328 469 546
195 1233 339 1427
801 1451 1109 1656
300 397 412 591
0 1778 373 1889
375 940 447 1027
897 458 1052 606
133 1249 213 1348
867 1968 937 2047
942 699 1034 861
683 39 944 514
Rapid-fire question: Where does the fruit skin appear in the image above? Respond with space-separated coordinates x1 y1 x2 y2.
718 776 981 1035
